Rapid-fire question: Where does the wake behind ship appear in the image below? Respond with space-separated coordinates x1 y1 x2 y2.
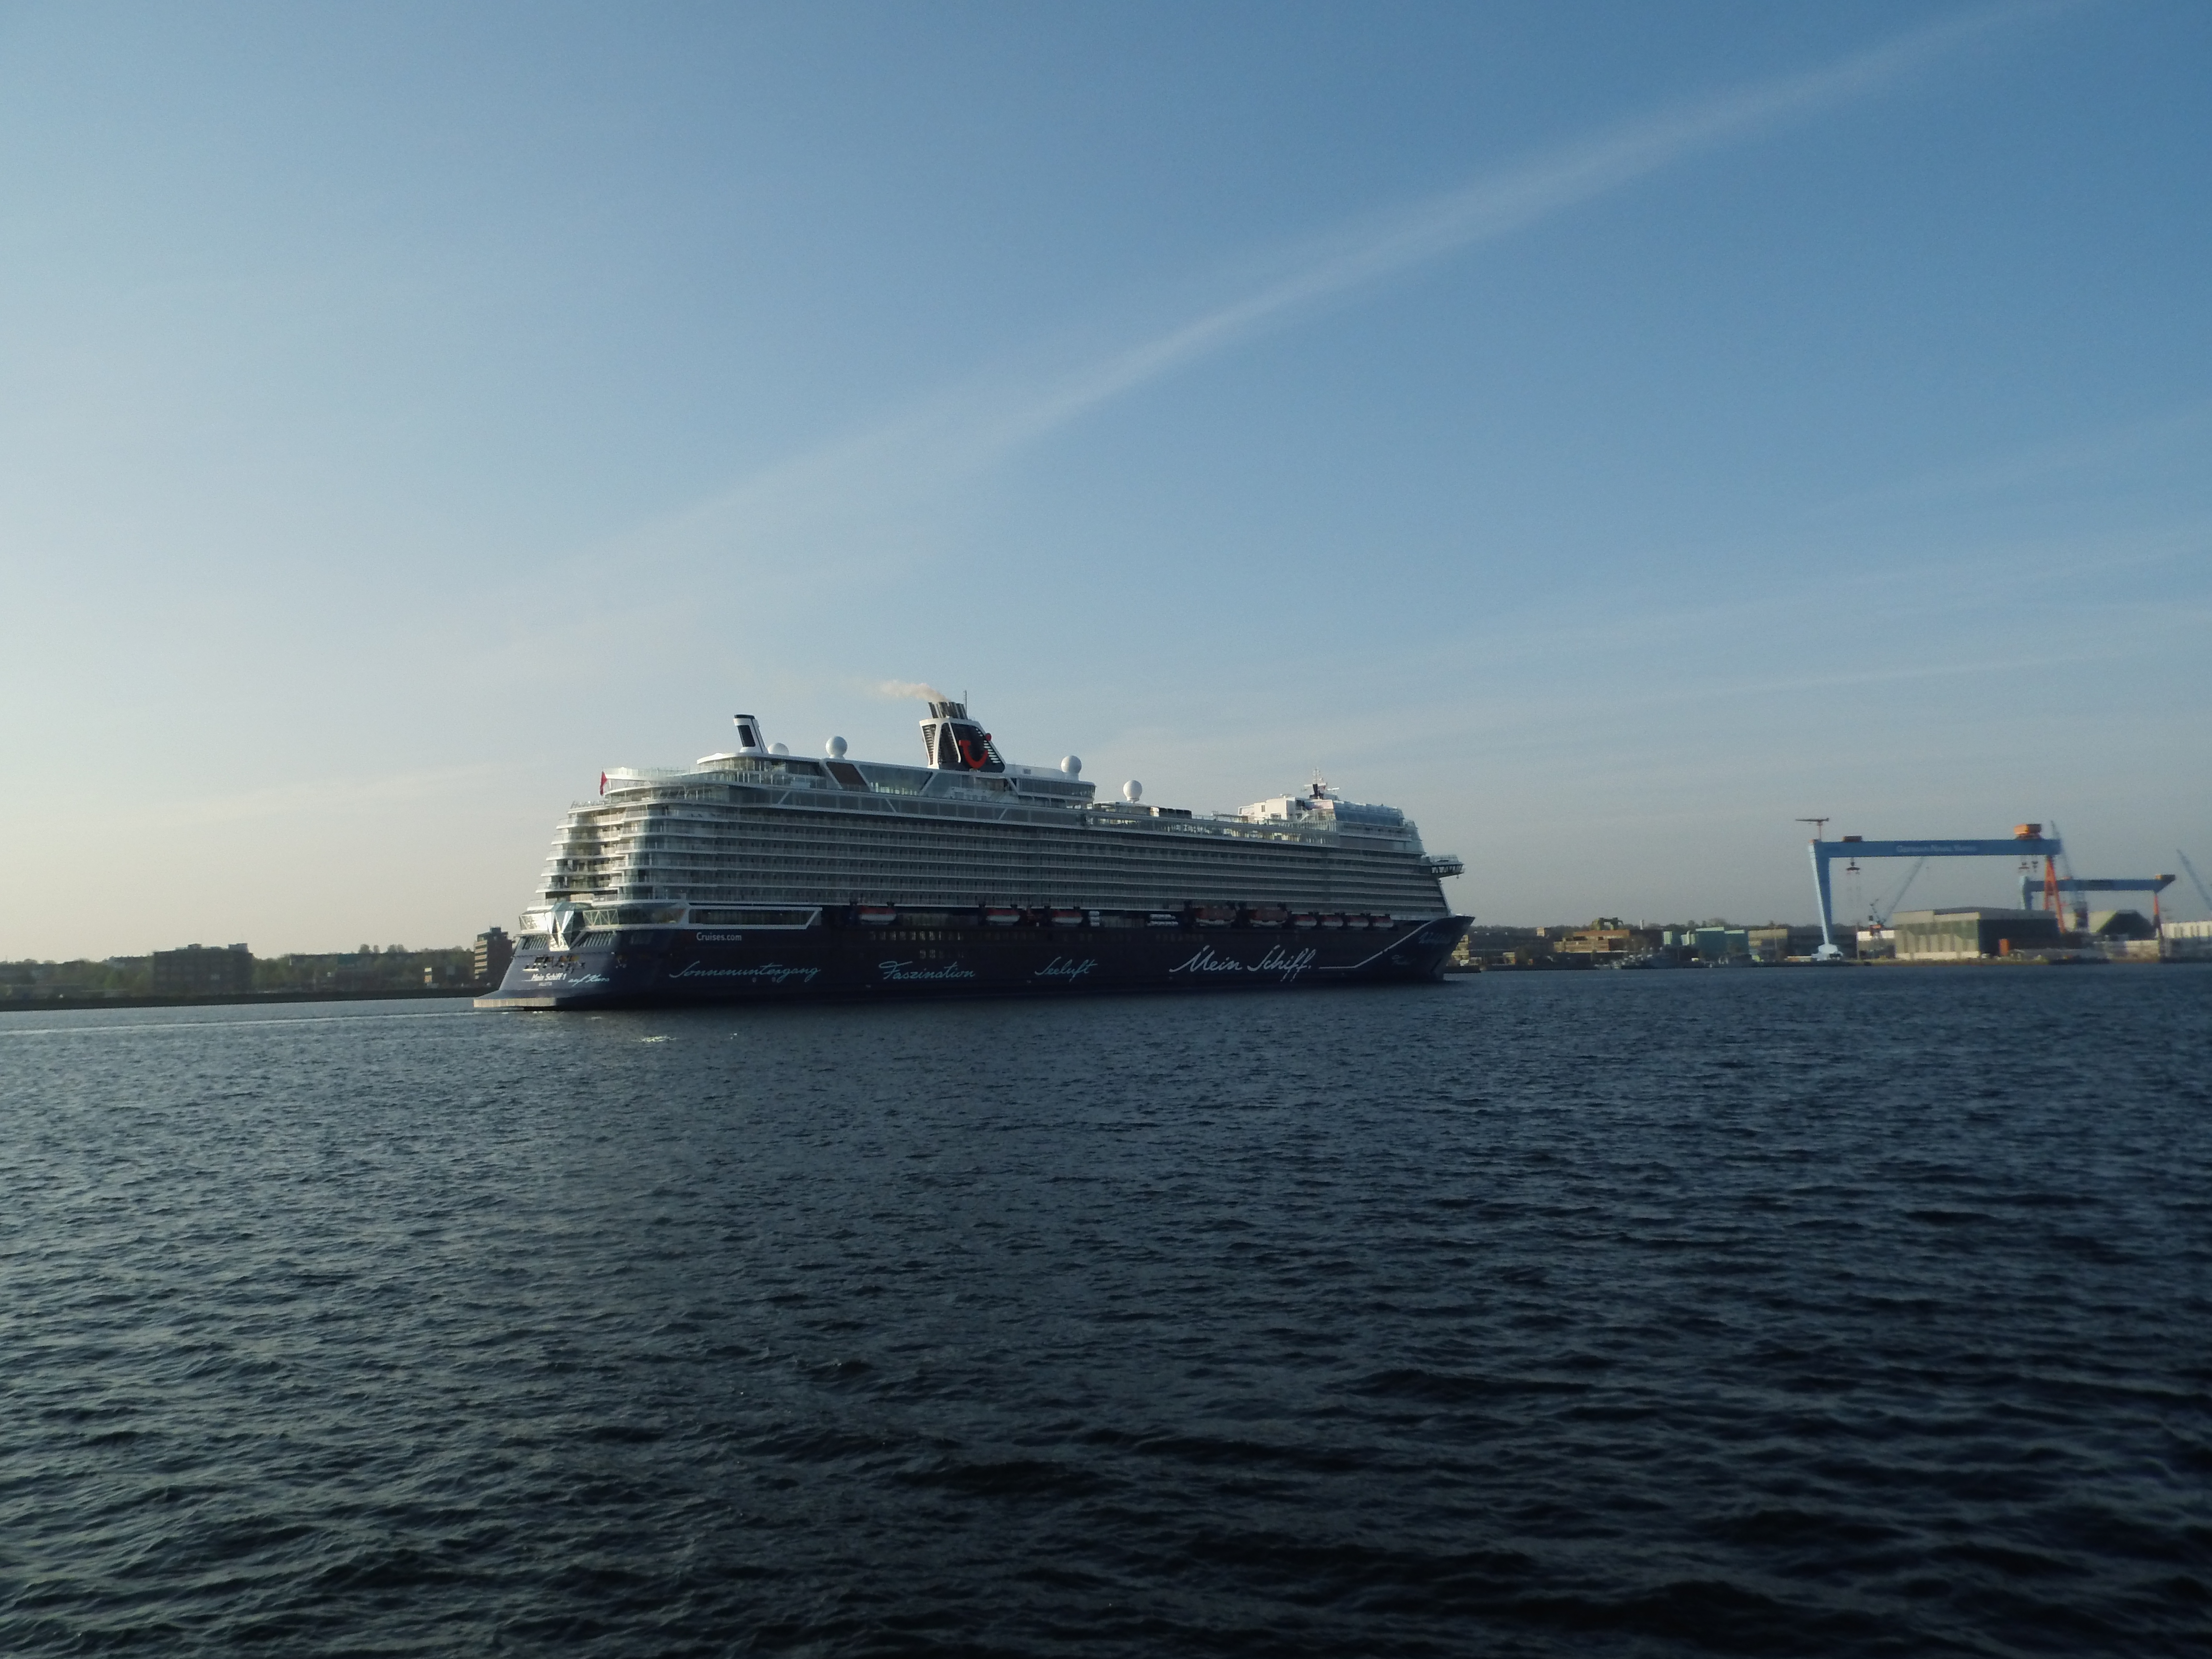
478 696 1469 1009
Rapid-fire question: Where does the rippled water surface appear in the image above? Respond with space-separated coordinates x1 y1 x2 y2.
4 970 2208 1656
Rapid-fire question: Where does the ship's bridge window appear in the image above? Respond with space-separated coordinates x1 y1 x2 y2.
586 904 685 926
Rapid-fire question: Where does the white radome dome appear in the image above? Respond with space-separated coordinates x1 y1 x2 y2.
826 736 848 758
1060 755 1082 776
1123 780 1143 803
769 742 789 755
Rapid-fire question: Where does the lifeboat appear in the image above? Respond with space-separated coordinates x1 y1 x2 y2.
856 904 897 926
1193 904 1235 928
983 906 1022 926
1292 914 1318 929
1247 905 1288 926
1320 914 1345 929
1049 908 1085 926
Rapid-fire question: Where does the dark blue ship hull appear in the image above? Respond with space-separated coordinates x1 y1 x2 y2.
477 914 1471 1009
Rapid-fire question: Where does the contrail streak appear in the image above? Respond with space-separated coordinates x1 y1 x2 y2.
625 3 2059 572
978 3 2047 451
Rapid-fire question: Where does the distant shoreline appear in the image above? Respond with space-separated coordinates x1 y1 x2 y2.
0 988 484 1014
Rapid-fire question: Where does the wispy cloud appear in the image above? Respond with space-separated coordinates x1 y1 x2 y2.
613 3 2059 581
1811 395 2212 519
1102 504 2209 772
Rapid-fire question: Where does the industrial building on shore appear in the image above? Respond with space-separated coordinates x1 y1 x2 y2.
1446 910 2206 970
2160 919 2212 961
1886 909 2063 961
150 943 254 998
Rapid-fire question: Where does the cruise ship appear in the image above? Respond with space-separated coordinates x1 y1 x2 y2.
478 696 1469 1008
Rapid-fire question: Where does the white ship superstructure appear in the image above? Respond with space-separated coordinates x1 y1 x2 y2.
519 699 1462 940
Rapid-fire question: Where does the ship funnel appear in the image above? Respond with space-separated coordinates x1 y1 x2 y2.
919 699 1004 773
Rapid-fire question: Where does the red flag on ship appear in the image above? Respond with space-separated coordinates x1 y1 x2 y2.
599 771 607 796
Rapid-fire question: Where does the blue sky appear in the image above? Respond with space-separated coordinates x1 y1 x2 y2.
4 0 2207 956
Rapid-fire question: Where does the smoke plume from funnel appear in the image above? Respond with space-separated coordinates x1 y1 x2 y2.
879 680 952 703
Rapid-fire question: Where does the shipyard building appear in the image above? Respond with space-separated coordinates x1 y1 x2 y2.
1891 908 2062 961
2164 919 2212 961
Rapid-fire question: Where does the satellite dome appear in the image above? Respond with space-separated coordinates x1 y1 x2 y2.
1060 755 1082 776
1123 780 1143 803
769 742 789 755
826 736 849 758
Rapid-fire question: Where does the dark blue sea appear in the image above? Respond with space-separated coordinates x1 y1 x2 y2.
3 970 2207 1656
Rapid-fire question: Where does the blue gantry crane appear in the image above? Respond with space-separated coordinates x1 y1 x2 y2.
1803 821 2063 961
